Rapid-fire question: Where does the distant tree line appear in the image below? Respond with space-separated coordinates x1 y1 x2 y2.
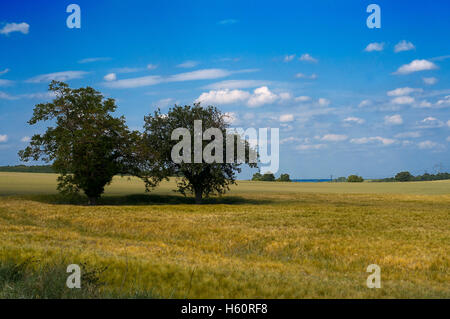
372 171 450 182
0 165 55 173
251 172 291 182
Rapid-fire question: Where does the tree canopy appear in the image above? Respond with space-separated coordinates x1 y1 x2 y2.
141 104 257 203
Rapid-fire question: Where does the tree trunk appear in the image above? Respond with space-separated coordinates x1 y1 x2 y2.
194 188 202 204
88 196 97 205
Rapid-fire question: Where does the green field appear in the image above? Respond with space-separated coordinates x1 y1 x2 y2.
0 172 449 298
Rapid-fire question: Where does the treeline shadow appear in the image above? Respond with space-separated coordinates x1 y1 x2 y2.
20 193 274 206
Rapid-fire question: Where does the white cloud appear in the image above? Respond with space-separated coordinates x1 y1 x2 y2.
284 54 296 62
103 73 117 81
364 42 384 52
387 87 422 96
295 96 311 102
394 40 415 53
296 144 326 151
0 91 17 100
176 60 199 68
204 80 268 90
155 98 175 108
196 89 250 105
391 96 415 105
418 100 432 108
26 71 88 83
0 134 8 142
0 22 29 35
278 92 292 101
321 134 348 142
358 99 372 107
295 73 317 79
105 68 240 88
395 131 420 138
423 77 437 85
418 140 438 149
0 79 13 86
344 117 365 124
147 64 158 70
385 114 403 125
21 136 31 142
223 112 237 124
113 67 143 73
351 136 396 145
247 86 278 107
0 68 9 75
446 136 450 142
317 98 330 107
436 95 450 108
447 120 450 128
279 114 294 122
418 117 444 128
78 57 110 64
280 137 302 144
394 59 438 75
299 53 318 63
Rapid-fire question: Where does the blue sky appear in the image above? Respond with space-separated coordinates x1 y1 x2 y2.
1 0 449 179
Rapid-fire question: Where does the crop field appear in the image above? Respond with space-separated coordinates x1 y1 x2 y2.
0 172 449 298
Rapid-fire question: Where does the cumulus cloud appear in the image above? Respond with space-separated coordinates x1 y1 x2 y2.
394 40 415 53
176 60 199 68
196 89 250 105
385 114 403 125
436 95 450 108
299 53 318 63
358 99 372 108
448 120 450 128
321 134 348 142
296 144 326 151
317 98 330 107
155 98 175 108
279 114 294 122
387 87 423 96
418 117 444 128
103 73 117 81
418 140 438 149
344 117 365 124
280 137 302 144
247 86 278 107
26 71 88 83
351 136 396 145
295 96 311 102
394 59 438 75
395 131 420 138
223 112 237 124
295 73 317 79
284 54 296 62
0 22 29 35
0 134 8 142
21 136 31 142
0 79 14 86
391 96 415 105
364 42 384 52
423 77 437 85
147 64 158 70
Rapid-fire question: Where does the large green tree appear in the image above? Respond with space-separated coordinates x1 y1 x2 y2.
19 81 139 204
141 104 257 203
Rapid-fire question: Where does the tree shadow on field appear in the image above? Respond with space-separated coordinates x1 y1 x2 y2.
22 193 274 206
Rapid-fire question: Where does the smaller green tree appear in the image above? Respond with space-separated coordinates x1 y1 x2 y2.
18 81 139 204
261 172 275 181
277 173 291 182
252 172 262 181
395 171 413 182
347 175 364 182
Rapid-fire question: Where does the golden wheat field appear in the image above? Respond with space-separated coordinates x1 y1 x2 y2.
0 172 449 298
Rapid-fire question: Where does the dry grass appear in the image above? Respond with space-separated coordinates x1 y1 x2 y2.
0 173 449 298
